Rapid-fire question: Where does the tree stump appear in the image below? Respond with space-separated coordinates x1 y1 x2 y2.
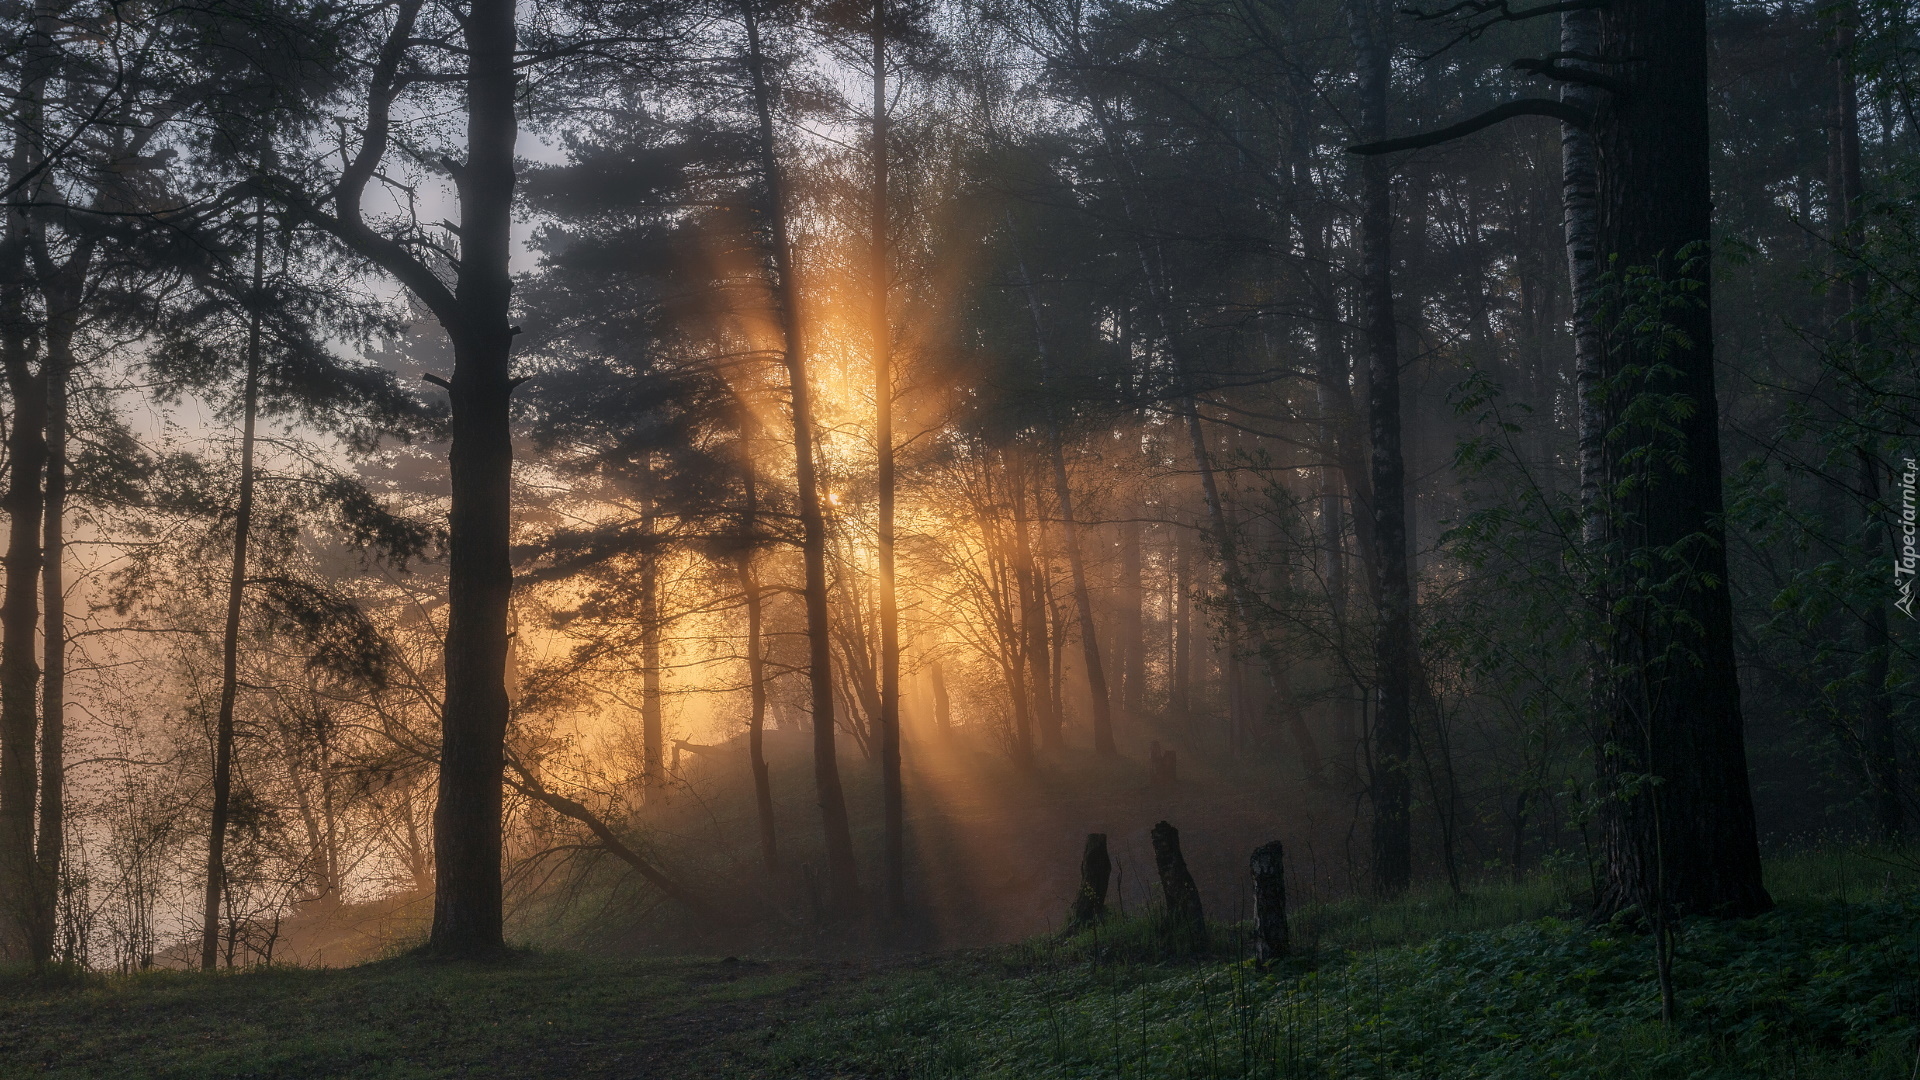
1149 820 1205 950
1068 833 1111 931
1250 840 1288 962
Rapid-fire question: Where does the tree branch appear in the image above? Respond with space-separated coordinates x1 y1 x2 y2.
1511 57 1629 97
1346 98 1592 155
504 757 740 926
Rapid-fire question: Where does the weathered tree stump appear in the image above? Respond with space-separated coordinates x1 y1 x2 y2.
1250 840 1288 962
1149 820 1205 950
1068 833 1111 931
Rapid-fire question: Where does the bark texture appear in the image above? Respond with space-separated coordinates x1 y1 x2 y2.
1589 0 1769 919
1348 0 1414 899
1250 840 1288 962
1149 820 1204 949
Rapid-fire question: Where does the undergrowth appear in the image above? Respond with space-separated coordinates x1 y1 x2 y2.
758 888 1920 1078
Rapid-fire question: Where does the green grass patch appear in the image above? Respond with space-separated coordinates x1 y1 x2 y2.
0 952 826 1079
757 898 1920 1079
9 846 1920 1078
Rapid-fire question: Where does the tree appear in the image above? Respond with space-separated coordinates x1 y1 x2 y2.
1586 0 1768 919
1346 0 1415 899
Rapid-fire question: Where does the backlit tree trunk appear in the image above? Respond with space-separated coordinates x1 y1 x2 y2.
743 0 860 913
871 0 904 917
427 0 520 954
201 209 266 970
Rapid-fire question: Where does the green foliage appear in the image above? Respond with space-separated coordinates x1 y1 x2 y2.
764 897 1920 1079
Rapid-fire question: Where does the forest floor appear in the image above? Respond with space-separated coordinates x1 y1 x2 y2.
5 848 1920 1079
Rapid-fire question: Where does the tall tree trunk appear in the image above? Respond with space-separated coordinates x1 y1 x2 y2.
23 221 89 968
1563 5 1607 788
639 470 663 801
1014 245 1116 755
743 0 859 914
427 0 519 955
740 555 778 871
1009 460 1058 749
202 211 266 970
1590 0 1770 919
0 9 49 962
1171 527 1190 716
737 453 778 871
929 660 952 733
1827 2 1901 843
1118 518 1144 716
871 1 903 917
1349 0 1413 898
34 307 65 966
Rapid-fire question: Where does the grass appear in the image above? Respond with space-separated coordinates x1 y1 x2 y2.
0 952 836 1078
5 846 1920 1078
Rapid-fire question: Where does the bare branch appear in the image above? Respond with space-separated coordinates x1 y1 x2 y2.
1346 98 1591 155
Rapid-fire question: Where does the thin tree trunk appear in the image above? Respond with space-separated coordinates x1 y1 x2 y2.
743 0 859 913
1119 518 1144 716
871 0 903 917
1349 0 1413 898
1013 243 1116 755
1172 527 1190 716
737 452 778 871
1009 460 1058 749
1563 5 1606 790
1827 2 1901 843
34 310 65 966
740 556 778 871
930 660 952 732
640 465 663 802
202 210 267 970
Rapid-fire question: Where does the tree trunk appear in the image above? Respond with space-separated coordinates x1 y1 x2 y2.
737 451 778 872
871 4 903 917
0 64 44 968
1250 840 1288 962
1009 461 1058 750
1068 832 1110 931
1172 526 1190 716
640 468 664 802
1014 241 1117 755
929 660 952 733
1826 2 1900 844
1119 518 1144 716
33 309 65 966
742 564 778 872
743 0 860 914
1563 5 1607 799
1149 820 1204 950
1589 0 1770 919
1348 0 1413 899
427 0 519 955
201 210 267 970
